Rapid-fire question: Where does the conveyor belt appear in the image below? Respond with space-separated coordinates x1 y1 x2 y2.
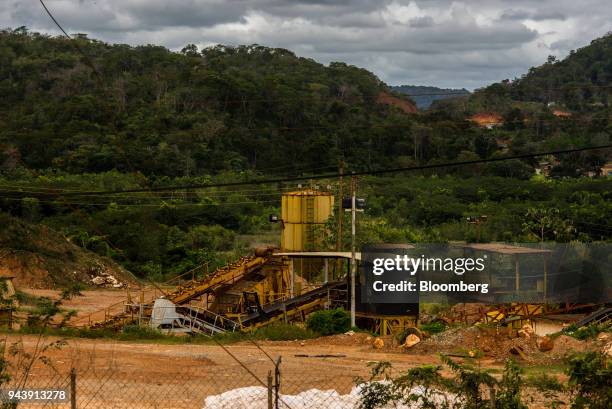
86 255 269 330
238 281 347 327
168 256 269 305
571 307 612 328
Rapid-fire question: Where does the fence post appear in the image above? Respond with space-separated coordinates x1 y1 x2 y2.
70 368 77 409
267 370 273 409
274 356 281 409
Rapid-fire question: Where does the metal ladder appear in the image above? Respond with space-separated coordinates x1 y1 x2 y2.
305 195 315 250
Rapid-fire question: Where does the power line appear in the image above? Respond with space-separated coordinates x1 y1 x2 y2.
0 186 303 199
0 183 303 194
38 0 70 38
0 196 281 208
40 144 612 197
38 0 102 80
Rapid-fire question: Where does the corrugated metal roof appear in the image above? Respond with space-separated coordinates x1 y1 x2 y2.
274 251 362 261
282 189 333 196
459 243 552 255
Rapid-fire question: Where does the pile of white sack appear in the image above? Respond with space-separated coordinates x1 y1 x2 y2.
203 384 454 409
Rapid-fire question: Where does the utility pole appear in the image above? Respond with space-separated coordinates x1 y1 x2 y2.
336 160 344 274
350 174 356 328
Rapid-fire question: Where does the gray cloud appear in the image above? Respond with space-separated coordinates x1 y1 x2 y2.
531 11 567 21
409 16 434 28
499 9 532 21
500 8 566 22
1 0 610 89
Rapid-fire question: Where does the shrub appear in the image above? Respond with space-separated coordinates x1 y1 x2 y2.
306 309 350 336
526 373 564 408
496 359 527 409
357 356 526 409
564 323 610 340
566 352 612 409
420 321 447 335
357 361 452 409
254 324 317 341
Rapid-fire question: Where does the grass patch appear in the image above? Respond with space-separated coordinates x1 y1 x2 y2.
252 323 317 341
525 373 565 391
209 323 317 343
451 347 484 359
118 325 168 340
520 363 567 376
10 322 318 344
562 323 611 340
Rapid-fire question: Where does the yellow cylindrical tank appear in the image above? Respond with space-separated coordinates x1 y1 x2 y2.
281 189 334 251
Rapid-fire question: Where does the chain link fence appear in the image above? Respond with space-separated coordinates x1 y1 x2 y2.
0 335 366 409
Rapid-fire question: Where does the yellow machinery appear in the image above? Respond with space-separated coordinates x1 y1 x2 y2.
281 189 334 251
82 189 419 336
167 255 271 305
356 314 417 337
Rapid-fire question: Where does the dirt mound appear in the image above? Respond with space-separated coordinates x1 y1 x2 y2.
548 335 591 359
409 326 594 364
0 214 137 289
443 303 489 325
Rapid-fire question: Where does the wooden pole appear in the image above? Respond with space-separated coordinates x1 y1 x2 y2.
267 370 273 409
274 356 281 409
70 368 77 409
543 255 548 305
336 160 344 274
350 174 356 328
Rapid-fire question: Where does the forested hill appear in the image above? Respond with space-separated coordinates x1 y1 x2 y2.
0 29 421 177
391 85 470 109
508 32 612 109
470 32 612 111
3 29 608 181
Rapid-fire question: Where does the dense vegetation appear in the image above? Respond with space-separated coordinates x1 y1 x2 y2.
507 33 612 110
1 28 609 178
440 32 612 114
0 28 611 281
0 27 411 176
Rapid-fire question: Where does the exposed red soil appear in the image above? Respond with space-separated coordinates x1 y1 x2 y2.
376 91 418 114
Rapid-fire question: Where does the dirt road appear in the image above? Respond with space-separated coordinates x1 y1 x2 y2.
3 332 569 409
4 333 442 408
20 288 164 325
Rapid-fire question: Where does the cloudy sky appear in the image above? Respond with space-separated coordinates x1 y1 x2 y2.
2 1 611 89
